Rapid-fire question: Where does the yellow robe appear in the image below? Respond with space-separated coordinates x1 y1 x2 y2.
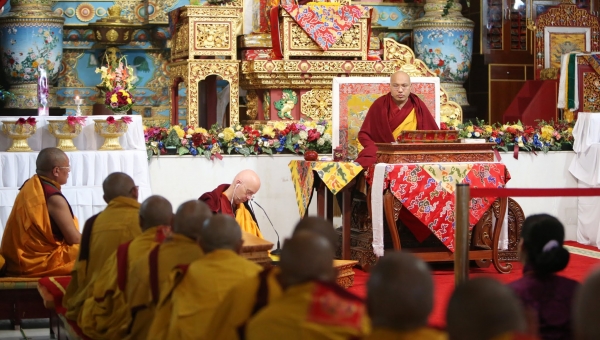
147 249 263 340
0 175 80 277
235 202 263 239
64 196 141 322
246 281 371 340
125 233 204 340
78 227 160 339
204 267 283 340
364 327 448 340
392 108 417 140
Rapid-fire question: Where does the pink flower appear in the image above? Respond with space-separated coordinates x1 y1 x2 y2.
181 138 188 146
121 116 133 124
106 116 116 124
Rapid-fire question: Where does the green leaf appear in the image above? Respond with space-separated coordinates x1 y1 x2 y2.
263 147 273 155
227 146 234 154
178 147 190 156
204 150 212 160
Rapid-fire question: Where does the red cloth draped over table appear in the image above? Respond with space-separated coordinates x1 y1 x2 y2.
371 162 510 252
281 4 370 51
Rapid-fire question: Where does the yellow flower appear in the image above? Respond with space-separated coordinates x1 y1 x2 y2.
262 125 275 138
434 48 441 54
541 125 554 141
173 125 185 138
441 115 449 123
195 127 208 134
325 125 332 136
127 98 132 104
483 125 493 133
567 127 573 135
501 124 511 131
273 122 287 131
111 94 118 103
222 127 235 142
466 125 474 132
511 124 523 132
303 121 317 129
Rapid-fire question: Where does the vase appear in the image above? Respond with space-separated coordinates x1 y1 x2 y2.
93 119 128 150
47 120 82 151
0 0 64 109
412 0 474 106
304 150 318 161
1 121 36 151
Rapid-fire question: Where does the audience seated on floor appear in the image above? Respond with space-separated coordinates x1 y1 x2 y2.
447 277 535 340
125 200 211 340
0 147 81 277
64 172 141 322
573 268 600 340
147 214 263 340
508 214 579 340
246 231 370 340
205 216 338 340
78 195 173 339
199 169 263 238
365 251 446 340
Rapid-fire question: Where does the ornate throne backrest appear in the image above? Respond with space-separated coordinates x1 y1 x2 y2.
534 1 600 79
331 38 462 161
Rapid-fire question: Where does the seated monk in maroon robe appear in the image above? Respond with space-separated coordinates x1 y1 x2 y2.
198 169 263 238
356 71 439 169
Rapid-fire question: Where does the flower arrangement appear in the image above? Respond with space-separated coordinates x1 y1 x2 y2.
107 115 132 125
95 55 136 113
67 116 86 127
144 120 333 159
458 119 575 153
16 117 36 125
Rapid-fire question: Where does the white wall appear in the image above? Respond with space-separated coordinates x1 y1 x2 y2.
148 152 580 248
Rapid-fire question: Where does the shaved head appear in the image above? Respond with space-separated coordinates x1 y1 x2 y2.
367 252 433 331
36 147 68 173
102 172 137 203
199 214 243 253
280 231 336 288
227 169 261 206
293 217 338 250
574 269 600 340
390 71 412 106
447 278 526 340
173 200 213 240
139 195 173 231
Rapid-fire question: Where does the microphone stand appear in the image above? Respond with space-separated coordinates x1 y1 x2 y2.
249 199 282 256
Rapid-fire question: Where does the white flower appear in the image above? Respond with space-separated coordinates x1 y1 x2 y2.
298 130 308 140
218 132 224 138
234 131 244 138
15 64 22 71
317 138 325 146
467 132 472 138
263 141 270 147
322 134 332 142
474 131 481 137
185 134 192 139
316 125 325 134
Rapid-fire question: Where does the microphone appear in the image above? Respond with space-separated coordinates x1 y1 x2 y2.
249 199 281 256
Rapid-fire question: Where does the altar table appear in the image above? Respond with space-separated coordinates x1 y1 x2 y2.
0 114 151 244
371 162 512 272
288 160 363 259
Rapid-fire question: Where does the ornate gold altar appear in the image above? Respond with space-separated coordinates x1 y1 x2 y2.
278 7 370 60
170 5 242 61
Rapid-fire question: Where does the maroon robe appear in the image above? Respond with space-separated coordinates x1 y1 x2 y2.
356 92 439 168
357 92 439 242
508 267 579 340
198 184 259 224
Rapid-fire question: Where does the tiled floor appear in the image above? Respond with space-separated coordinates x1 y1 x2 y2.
0 319 51 339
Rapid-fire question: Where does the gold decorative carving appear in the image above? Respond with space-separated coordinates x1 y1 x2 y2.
195 23 230 49
123 30 129 40
106 29 119 42
246 91 258 119
169 60 240 127
301 89 332 120
96 31 102 40
583 72 600 112
263 91 271 120
540 67 559 80
534 3 600 72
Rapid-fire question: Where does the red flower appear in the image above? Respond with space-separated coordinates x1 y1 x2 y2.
438 60 445 67
429 49 433 52
192 133 205 147
121 116 133 124
307 129 321 142
16 118 26 125
106 116 116 124
440 122 449 130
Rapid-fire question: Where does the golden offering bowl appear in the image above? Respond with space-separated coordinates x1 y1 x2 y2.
48 120 83 151
94 119 128 150
1 121 37 152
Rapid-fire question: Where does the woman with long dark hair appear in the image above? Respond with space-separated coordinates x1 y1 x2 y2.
508 214 580 340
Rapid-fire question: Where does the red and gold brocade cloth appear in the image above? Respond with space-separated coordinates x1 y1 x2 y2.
281 4 370 51
370 162 510 254
289 160 363 217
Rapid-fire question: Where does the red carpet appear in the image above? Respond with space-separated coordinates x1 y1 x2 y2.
347 243 600 328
